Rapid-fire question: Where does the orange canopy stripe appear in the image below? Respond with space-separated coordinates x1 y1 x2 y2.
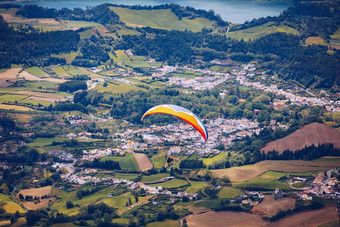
141 105 208 142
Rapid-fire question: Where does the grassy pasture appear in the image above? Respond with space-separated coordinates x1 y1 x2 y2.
27 137 64 147
232 171 298 190
62 65 85 76
114 173 140 180
186 181 208 194
51 185 118 214
0 104 33 111
0 193 25 214
226 22 299 41
61 20 101 28
25 67 48 78
101 153 138 171
141 173 170 183
150 150 167 168
330 28 340 46
217 187 243 199
99 192 135 209
147 178 188 188
53 66 70 77
211 160 340 182
0 94 28 103
95 81 144 94
52 52 77 64
79 29 94 39
110 7 214 32
200 152 229 166
146 219 179 227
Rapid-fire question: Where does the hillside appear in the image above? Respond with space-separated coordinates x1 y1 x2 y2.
261 123 340 153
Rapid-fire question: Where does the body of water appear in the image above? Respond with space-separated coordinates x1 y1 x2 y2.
13 0 292 23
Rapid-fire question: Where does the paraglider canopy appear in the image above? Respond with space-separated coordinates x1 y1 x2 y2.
141 104 208 142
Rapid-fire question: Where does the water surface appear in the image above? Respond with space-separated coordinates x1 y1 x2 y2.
13 0 292 23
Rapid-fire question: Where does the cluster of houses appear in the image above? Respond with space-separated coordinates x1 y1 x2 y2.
110 117 264 157
235 64 340 112
294 169 340 200
82 148 124 161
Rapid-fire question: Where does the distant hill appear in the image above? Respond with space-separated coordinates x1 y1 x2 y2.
261 123 340 154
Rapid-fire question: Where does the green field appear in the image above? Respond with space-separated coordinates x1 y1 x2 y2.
101 153 138 170
20 98 53 107
79 29 94 39
53 66 70 77
146 219 179 227
61 20 101 28
150 150 167 168
186 181 208 194
0 194 25 213
23 81 58 90
217 187 243 198
112 218 130 225
52 52 77 64
141 173 170 183
110 7 215 32
330 28 340 46
0 94 28 103
61 65 85 76
232 171 314 190
147 178 188 188
226 22 299 41
200 152 229 166
25 67 48 78
114 173 140 180
27 137 64 147
52 185 119 214
100 192 136 209
95 81 145 94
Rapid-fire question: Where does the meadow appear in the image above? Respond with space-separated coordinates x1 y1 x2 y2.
141 173 170 183
232 171 311 190
217 186 243 199
147 178 188 188
25 67 48 78
0 193 25 214
226 22 299 41
186 181 208 194
109 7 214 32
150 150 167 168
95 81 145 94
211 159 340 182
200 151 229 166
101 153 139 170
114 173 140 180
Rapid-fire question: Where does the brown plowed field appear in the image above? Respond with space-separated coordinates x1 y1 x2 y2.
186 211 267 227
251 195 295 217
0 68 21 87
261 123 340 154
18 186 51 198
269 206 338 227
132 152 153 171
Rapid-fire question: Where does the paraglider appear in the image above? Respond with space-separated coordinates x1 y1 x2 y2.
141 104 208 142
